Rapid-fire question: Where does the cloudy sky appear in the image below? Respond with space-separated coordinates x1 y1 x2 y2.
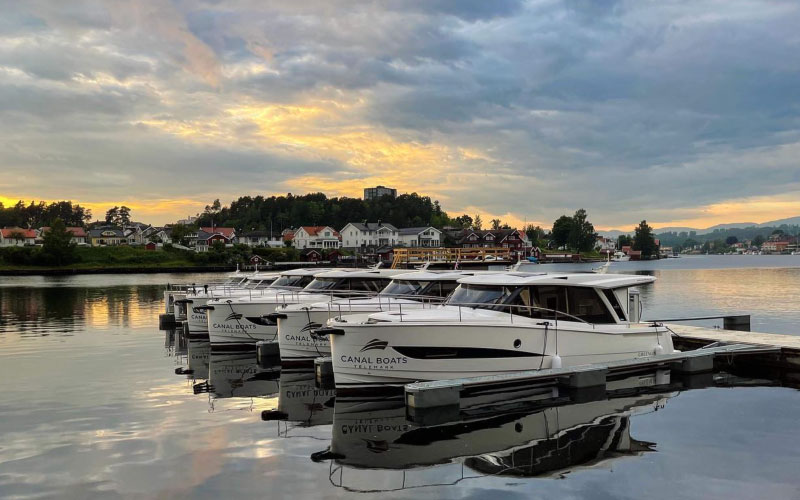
1 0 799 229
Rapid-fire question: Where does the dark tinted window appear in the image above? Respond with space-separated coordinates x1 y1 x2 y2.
603 289 626 321
566 287 615 323
348 278 389 293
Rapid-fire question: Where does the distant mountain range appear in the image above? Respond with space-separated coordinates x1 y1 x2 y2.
597 216 800 238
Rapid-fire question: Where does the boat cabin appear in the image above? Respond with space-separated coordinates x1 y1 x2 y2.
268 268 333 289
301 269 408 296
378 270 477 298
448 273 655 324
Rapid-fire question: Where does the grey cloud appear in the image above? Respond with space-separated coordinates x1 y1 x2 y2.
2 0 800 225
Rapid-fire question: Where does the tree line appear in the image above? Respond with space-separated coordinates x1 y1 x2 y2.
0 200 92 228
194 192 478 233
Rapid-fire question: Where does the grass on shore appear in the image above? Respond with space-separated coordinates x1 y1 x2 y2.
0 245 213 271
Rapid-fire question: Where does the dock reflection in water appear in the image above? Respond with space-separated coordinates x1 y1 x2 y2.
205 352 281 411
262 369 336 437
313 372 678 492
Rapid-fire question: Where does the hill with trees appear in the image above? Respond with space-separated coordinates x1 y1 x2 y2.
194 192 473 232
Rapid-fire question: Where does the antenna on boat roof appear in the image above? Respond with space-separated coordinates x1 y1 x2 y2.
370 262 383 270
415 261 431 270
506 261 524 272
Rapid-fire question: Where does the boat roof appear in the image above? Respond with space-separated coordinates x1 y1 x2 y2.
457 272 655 289
250 272 280 280
279 267 334 276
389 270 480 282
312 269 408 279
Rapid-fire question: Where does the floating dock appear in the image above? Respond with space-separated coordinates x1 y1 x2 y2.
668 323 800 369
404 342 780 411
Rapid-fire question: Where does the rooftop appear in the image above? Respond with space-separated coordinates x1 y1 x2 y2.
458 272 655 289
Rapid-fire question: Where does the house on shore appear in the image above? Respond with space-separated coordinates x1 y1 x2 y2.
39 226 87 245
340 222 398 251
0 227 37 247
88 227 126 246
291 226 341 250
239 230 284 248
449 228 530 255
195 227 236 252
397 227 442 247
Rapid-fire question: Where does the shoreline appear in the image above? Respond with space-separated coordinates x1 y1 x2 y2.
0 265 237 276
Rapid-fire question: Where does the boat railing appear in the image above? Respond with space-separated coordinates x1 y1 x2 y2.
322 293 448 319
386 301 593 329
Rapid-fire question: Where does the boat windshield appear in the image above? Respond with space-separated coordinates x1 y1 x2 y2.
269 275 314 288
303 278 342 291
446 284 514 310
380 280 427 297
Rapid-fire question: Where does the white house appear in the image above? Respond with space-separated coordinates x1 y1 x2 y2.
595 236 617 253
340 222 399 250
397 226 442 247
292 226 341 249
239 231 284 248
0 228 37 246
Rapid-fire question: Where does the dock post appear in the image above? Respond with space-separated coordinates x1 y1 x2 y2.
723 315 750 331
566 366 608 389
256 341 279 365
315 356 333 378
405 380 462 410
158 313 175 330
671 353 714 373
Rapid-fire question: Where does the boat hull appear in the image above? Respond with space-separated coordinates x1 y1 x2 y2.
330 321 673 390
207 300 280 347
277 309 332 363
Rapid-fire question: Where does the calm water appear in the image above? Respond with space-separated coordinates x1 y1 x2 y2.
1 256 799 499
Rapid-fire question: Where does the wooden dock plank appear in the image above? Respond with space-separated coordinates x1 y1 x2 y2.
667 324 800 351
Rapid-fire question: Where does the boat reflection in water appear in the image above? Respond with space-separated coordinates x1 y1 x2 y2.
313 371 677 491
204 352 281 411
186 338 211 381
262 369 336 437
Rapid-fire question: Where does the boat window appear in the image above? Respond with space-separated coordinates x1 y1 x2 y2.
270 275 314 288
507 287 534 317
566 287 615 323
447 284 514 310
530 286 566 319
603 289 626 321
380 280 426 297
303 278 342 291
349 278 390 293
427 280 460 298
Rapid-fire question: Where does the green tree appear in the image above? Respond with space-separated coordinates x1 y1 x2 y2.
551 215 572 249
753 234 765 247
725 236 738 246
41 218 77 266
490 218 502 230
567 208 596 252
618 234 633 248
633 220 658 258
170 224 192 246
473 215 483 230
118 206 131 226
105 206 119 225
524 224 546 247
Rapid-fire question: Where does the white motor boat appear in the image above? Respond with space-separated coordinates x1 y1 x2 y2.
319 272 673 393
199 268 324 342
205 268 406 349
611 251 630 262
167 270 252 321
180 272 282 334
271 270 478 365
